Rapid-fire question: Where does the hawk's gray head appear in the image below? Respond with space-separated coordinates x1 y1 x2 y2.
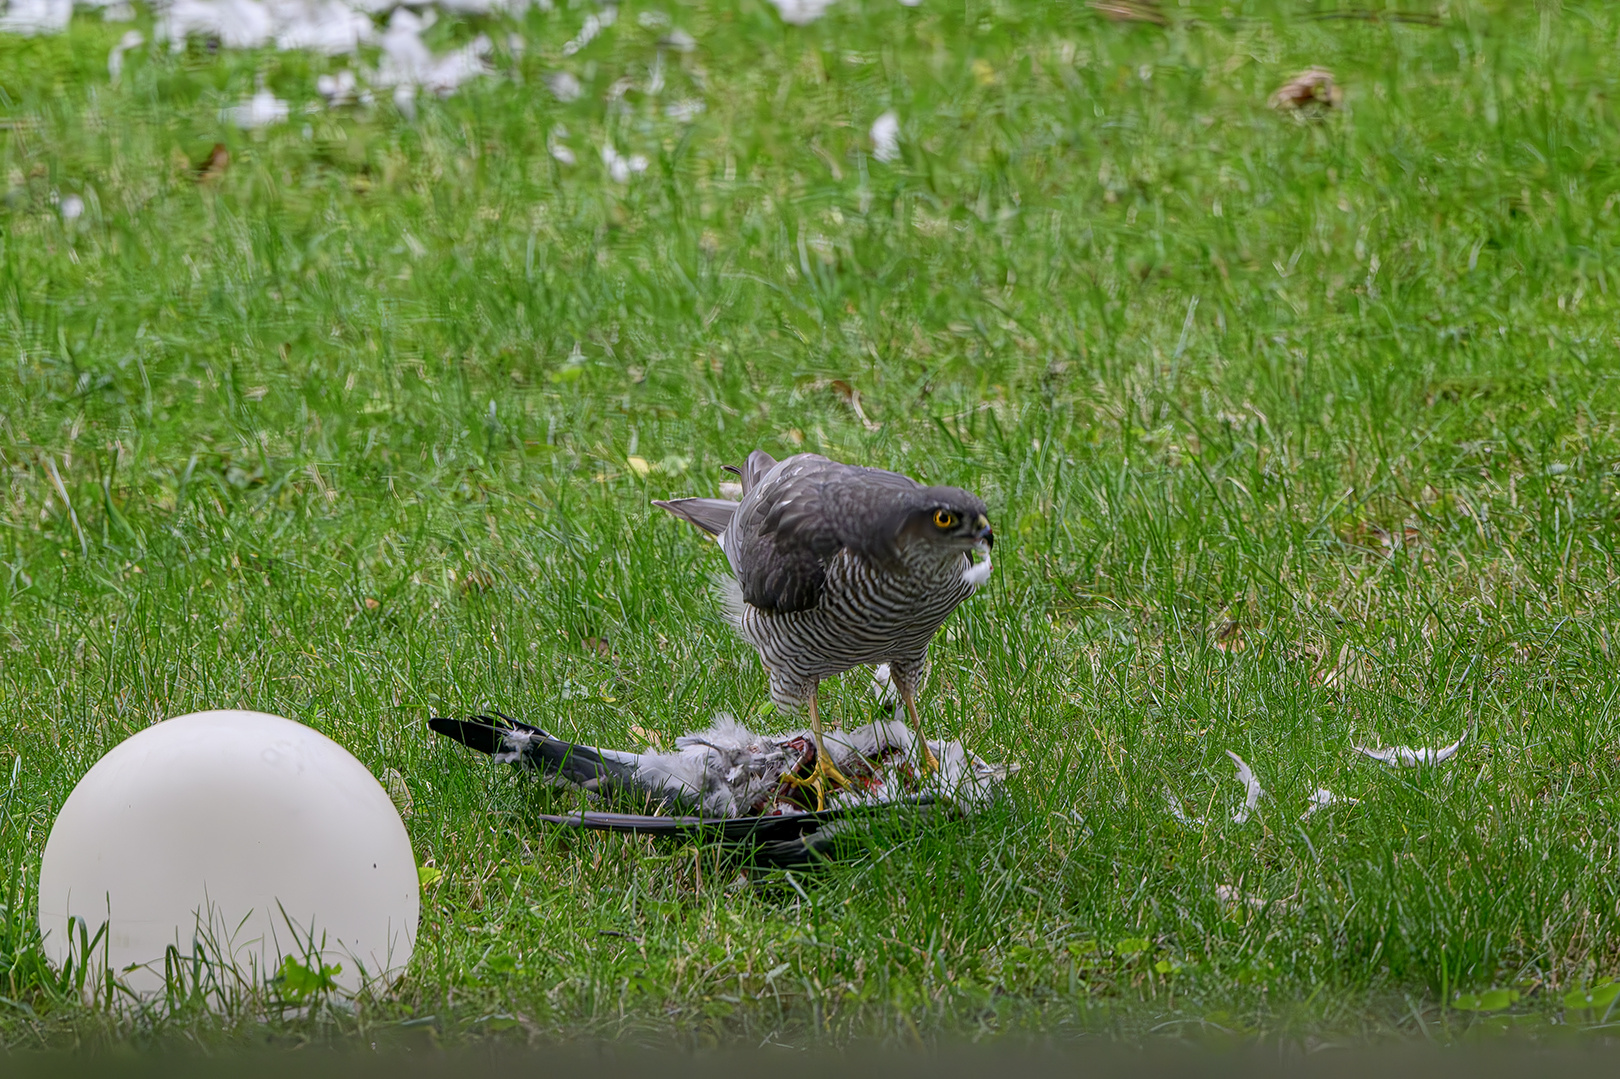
893 487 994 558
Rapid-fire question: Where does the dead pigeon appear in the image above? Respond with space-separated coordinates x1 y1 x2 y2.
430 712 1014 865
432 712 1010 814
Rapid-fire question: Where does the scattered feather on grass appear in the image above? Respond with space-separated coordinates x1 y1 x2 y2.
374 12 493 98
548 127 576 164
562 6 614 55
273 0 377 55
1300 788 1357 821
601 143 649 183
870 110 900 163
1165 753 1264 827
871 663 897 706
1164 788 1206 827
0 0 70 35
547 71 583 101
1353 730 1468 768
9 0 510 112
660 27 695 51
107 29 143 80
223 87 290 129
1226 750 1263 823
665 98 705 123
769 0 835 25
317 68 362 106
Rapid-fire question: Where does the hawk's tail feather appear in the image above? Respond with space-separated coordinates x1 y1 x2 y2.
652 497 737 537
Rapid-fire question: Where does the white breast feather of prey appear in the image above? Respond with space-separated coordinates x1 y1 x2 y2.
632 714 796 816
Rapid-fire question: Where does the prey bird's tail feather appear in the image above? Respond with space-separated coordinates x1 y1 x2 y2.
652 497 738 537
428 713 534 755
430 713 643 792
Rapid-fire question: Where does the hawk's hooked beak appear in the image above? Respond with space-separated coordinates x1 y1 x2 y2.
973 515 994 549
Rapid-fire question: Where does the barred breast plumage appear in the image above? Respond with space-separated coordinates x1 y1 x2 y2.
738 544 978 708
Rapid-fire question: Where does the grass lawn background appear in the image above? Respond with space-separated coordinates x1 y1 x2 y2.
3 0 1620 1049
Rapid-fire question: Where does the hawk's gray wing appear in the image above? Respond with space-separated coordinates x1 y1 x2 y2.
726 454 923 613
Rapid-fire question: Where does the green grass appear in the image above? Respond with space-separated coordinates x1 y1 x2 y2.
3 0 1620 1049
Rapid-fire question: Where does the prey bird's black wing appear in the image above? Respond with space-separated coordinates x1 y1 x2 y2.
531 809 832 841
533 796 946 836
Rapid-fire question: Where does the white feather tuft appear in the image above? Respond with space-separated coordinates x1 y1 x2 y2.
962 552 993 588
711 572 746 631
871 663 898 705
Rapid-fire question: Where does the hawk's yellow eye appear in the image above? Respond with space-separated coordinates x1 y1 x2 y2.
933 510 956 529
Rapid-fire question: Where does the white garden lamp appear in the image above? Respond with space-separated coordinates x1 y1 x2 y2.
38 710 419 998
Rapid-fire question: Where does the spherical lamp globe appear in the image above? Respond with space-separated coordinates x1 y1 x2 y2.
37 710 419 998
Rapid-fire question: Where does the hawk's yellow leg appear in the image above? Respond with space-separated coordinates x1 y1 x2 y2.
778 689 854 811
902 687 940 775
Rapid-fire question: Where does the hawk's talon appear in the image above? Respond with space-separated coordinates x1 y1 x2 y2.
918 743 939 776
780 755 854 811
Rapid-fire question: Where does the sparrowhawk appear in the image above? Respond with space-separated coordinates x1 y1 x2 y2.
654 451 994 806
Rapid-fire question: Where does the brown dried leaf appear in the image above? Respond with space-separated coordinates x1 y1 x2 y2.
1314 643 1373 689
384 767 413 818
582 635 612 657
1213 620 1246 654
1088 0 1165 24
461 569 495 594
1369 522 1433 563
629 724 665 750
1215 883 1292 911
826 379 880 431
197 143 230 183
1270 68 1344 111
